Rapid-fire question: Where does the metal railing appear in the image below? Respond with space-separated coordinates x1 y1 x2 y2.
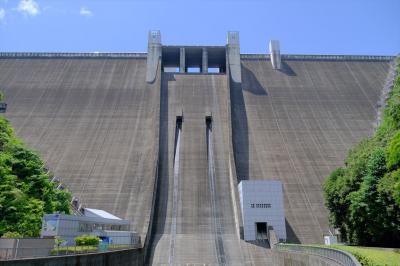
274 244 361 266
0 52 147 59
241 53 395 61
0 244 141 261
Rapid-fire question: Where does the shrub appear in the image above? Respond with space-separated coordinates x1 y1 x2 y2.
55 236 66 247
75 235 100 246
1 232 23 238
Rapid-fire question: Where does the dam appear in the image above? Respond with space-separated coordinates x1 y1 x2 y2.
0 31 394 264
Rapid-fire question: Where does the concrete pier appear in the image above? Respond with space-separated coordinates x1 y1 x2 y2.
227 31 241 83
146 30 161 83
179 47 185 73
202 47 208 73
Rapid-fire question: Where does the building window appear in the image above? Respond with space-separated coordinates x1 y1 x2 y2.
44 218 58 232
250 203 272 208
79 222 94 232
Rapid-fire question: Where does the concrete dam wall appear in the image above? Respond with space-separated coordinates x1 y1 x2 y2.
0 47 392 264
0 58 161 243
233 57 390 244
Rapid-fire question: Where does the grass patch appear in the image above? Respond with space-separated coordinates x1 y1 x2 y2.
50 244 134 255
328 245 400 266
108 244 131 249
51 246 98 255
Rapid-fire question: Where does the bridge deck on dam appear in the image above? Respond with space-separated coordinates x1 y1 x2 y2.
0 58 160 241
233 58 390 244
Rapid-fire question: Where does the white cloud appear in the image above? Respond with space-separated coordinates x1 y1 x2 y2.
79 7 93 17
17 0 40 16
0 8 5 21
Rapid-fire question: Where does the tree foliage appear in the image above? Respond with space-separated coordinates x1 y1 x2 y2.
386 131 400 170
324 59 400 247
0 116 71 237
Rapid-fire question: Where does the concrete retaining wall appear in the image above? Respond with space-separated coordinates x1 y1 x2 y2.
0 248 143 266
0 239 55 260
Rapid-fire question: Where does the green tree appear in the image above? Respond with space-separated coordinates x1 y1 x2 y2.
348 148 386 245
378 168 400 207
386 131 400 170
0 116 71 237
324 59 400 247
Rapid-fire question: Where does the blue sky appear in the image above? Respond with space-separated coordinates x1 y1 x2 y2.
0 0 399 55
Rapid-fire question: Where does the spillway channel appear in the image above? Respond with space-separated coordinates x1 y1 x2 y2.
206 117 226 265
169 117 182 265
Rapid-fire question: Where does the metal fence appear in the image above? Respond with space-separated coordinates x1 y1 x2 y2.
274 244 361 266
0 244 141 261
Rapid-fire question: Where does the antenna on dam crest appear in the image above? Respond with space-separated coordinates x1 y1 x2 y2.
269 40 281 70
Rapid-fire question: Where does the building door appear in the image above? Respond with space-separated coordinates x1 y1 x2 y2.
255 222 268 240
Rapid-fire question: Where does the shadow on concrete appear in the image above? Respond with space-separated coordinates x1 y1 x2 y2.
167 73 176 81
231 64 269 183
241 65 268 95
147 73 170 264
285 219 300 244
230 75 249 182
278 61 297 76
247 240 271 249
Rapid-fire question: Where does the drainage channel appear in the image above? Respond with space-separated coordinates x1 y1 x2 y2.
206 116 226 265
169 116 182 266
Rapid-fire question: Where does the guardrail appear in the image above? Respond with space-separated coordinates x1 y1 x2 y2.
241 54 395 61
0 244 141 261
0 52 147 59
274 244 361 266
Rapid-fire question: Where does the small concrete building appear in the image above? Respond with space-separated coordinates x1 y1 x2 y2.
41 208 140 246
238 180 286 242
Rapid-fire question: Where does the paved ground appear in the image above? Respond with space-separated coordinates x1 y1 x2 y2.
0 58 160 241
